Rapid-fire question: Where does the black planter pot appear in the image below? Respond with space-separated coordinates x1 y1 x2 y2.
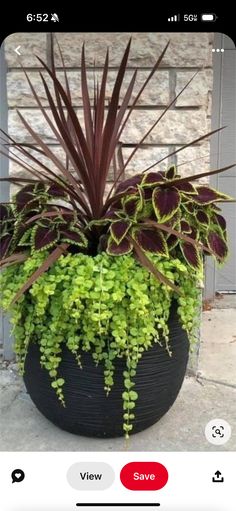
23 302 189 438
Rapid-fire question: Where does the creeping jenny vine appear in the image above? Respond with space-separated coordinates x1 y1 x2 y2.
0 251 202 437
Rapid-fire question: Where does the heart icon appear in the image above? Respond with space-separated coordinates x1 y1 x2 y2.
11 469 25 483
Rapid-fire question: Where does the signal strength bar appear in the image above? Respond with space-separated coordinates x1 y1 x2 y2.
168 14 180 22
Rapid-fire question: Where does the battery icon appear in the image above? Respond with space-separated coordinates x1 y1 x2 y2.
201 13 217 21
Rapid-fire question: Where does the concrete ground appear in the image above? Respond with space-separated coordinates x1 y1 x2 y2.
0 295 236 451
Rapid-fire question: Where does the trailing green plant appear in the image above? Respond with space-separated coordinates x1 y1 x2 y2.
0 250 203 437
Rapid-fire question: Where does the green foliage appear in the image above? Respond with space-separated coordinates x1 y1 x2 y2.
0 251 202 437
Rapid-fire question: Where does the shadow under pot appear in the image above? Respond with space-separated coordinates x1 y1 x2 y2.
23 301 189 438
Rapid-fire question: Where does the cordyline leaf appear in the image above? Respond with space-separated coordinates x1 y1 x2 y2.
106 41 170 202
36 57 94 176
99 39 132 185
133 227 168 256
11 243 69 304
110 220 131 243
180 242 201 270
166 165 176 180
15 109 90 211
17 66 90 204
130 235 180 294
142 127 227 173
207 231 228 260
94 50 109 172
0 234 12 258
34 226 59 251
0 252 28 268
0 177 44 184
49 34 69 131
118 41 170 139
196 210 209 225
25 209 74 225
141 171 165 188
107 69 137 169
39 73 96 202
152 187 180 223
107 236 133 255
121 65 199 176
81 44 94 157
165 163 236 187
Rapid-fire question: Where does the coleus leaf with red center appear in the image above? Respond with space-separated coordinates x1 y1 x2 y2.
166 234 179 250
0 204 13 221
18 228 33 247
193 186 232 205
143 188 153 201
122 188 143 218
183 202 195 214
141 171 166 188
180 220 192 233
132 226 168 255
107 236 133 255
166 164 176 180
207 230 228 261
115 174 142 194
196 210 210 225
110 219 132 243
14 191 37 213
47 183 69 198
172 181 197 194
33 225 59 251
60 226 88 247
152 186 181 223
180 241 201 270
214 213 226 232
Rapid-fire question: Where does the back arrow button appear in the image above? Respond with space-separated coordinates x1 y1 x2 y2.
14 46 21 56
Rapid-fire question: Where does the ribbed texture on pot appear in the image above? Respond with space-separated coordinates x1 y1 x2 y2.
23 301 189 437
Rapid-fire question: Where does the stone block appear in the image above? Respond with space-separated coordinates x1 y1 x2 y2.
121 109 208 144
176 143 211 183
54 32 213 68
7 69 169 107
175 69 213 107
8 107 208 147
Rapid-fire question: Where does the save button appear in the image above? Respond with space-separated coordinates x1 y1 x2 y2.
120 462 168 491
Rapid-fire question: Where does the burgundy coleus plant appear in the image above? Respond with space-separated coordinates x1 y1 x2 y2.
0 36 234 302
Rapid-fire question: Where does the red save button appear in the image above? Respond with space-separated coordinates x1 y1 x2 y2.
120 462 168 491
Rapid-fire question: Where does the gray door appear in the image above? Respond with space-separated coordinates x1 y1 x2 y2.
206 33 236 295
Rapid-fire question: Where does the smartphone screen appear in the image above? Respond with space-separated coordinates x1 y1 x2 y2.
0 8 235 511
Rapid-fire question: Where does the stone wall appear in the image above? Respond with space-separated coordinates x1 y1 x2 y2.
4 32 214 189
